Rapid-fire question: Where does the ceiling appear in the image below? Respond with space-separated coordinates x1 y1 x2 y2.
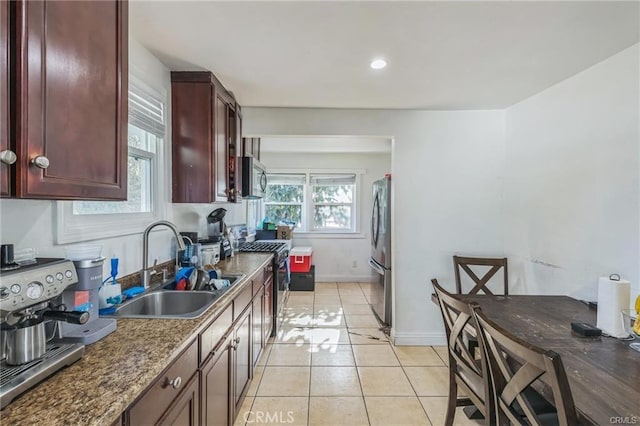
130 1 639 110
260 136 391 154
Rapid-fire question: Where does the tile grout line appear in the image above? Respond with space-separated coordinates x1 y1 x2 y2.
392 345 436 426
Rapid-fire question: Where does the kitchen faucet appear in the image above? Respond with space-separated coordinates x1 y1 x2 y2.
141 220 186 289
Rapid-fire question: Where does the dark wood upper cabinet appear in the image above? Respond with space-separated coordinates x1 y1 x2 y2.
171 78 214 203
227 104 241 202
12 0 128 200
171 71 241 203
214 92 229 202
242 137 260 161
0 0 10 197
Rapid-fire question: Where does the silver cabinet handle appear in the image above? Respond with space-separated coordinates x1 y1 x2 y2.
31 155 50 169
235 337 241 344
0 150 17 165
165 376 182 390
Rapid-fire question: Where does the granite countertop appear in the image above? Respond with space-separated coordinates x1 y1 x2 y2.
0 252 273 426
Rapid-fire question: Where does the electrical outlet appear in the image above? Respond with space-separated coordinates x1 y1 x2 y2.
352 260 358 268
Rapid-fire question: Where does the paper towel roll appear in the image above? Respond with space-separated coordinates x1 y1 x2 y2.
596 274 630 338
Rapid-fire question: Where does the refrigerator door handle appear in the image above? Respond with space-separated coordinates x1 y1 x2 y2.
369 258 385 275
371 191 380 247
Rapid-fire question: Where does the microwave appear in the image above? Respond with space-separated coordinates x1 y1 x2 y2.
241 157 267 198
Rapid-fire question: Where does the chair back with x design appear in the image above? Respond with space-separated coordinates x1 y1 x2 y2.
431 279 494 425
472 307 579 426
454 255 508 296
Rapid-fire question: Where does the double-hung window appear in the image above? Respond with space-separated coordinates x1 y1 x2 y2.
263 171 358 234
264 174 306 228
56 78 166 243
310 174 356 232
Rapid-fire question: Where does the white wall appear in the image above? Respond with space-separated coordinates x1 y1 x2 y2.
244 108 507 344
260 151 391 282
504 44 640 304
0 39 244 280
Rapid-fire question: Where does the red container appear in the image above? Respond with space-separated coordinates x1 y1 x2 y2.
290 247 313 273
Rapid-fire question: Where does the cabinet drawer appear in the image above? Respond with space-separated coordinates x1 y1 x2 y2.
234 284 252 320
128 340 198 426
199 303 232 363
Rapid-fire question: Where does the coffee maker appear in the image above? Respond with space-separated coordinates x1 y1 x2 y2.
0 255 88 409
203 208 232 260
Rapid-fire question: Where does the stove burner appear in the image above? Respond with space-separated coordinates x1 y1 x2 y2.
240 242 287 252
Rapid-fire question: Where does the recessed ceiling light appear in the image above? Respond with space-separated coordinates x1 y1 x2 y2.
370 59 387 70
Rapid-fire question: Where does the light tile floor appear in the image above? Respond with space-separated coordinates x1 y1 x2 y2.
234 282 483 426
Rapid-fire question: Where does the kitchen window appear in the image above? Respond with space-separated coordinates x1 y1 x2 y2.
264 171 359 234
264 174 306 229
56 77 167 243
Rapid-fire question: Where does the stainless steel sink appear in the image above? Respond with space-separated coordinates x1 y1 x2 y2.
107 290 219 319
217 273 245 286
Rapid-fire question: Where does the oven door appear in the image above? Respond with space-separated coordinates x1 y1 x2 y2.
271 256 290 336
277 257 290 297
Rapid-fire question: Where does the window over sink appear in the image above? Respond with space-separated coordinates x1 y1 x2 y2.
55 76 167 244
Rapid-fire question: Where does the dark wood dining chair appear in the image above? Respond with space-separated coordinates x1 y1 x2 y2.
453 255 508 296
472 307 581 426
431 279 494 426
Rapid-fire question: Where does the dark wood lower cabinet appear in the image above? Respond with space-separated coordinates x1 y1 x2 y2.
252 286 264 367
263 276 274 341
126 340 198 426
123 263 275 426
158 373 200 426
233 307 252 412
201 333 233 426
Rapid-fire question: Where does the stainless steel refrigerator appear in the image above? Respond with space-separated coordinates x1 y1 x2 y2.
369 175 392 325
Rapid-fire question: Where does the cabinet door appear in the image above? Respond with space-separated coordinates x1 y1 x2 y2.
232 105 242 200
14 0 127 200
171 81 214 203
214 93 228 202
0 0 9 197
127 341 198 425
201 333 233 426
233 307 252 411
263 275 274 341
158 373 200 426
252 286 264 366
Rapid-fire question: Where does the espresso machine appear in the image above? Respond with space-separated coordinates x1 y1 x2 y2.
0 254 88 409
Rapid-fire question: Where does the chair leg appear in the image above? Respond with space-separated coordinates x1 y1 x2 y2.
445 371 458 426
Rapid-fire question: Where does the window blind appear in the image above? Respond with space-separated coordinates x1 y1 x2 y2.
310 174 356 185
128 82 165 138
267 173 306 185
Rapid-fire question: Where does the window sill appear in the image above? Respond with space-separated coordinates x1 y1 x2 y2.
291 232 366 240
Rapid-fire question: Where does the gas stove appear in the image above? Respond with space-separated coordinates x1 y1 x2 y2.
239 241 289 262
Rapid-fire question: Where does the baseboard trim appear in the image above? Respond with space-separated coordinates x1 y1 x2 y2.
391 330 446 346
316 274 374 283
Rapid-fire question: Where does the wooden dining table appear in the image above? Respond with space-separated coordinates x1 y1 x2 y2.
445 294 640 425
